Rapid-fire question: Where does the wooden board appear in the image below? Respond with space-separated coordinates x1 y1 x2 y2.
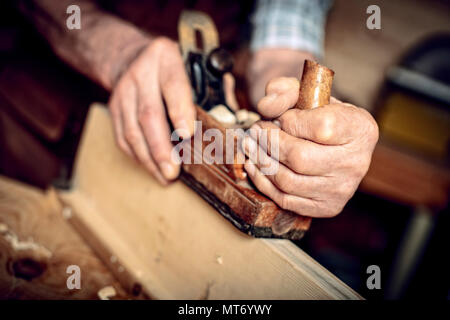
59 104 362 300
0 176 132 299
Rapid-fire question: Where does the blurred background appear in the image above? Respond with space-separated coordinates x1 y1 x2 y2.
0 0 449 299
305 0 450 300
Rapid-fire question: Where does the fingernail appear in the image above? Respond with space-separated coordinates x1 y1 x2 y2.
273 120 281 127
159 161 178 180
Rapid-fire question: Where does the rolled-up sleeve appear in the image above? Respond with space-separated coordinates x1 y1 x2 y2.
250 0 332 58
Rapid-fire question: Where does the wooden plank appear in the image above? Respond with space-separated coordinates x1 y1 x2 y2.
59 104 361 300
0 175 132 299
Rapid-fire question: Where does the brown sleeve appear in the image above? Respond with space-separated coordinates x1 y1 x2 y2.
17 0 152 90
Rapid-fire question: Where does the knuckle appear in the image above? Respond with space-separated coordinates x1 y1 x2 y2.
279 112 297 134
151 37 176 53
151 144 168 162
280 194 293 211
138 107 157 126
288 147 307 173
315 112 336 142
272 171 289 192
125 129 140 145
279 195 302 214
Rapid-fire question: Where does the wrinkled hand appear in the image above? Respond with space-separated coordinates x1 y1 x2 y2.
108 37 196 185
242 77 379 218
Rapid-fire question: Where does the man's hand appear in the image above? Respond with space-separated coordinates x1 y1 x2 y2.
242 77 379 218
109 37 196 185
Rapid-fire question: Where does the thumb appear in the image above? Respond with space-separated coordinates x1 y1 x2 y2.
256 77 299 119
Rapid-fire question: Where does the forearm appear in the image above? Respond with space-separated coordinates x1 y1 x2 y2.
18 0 152 90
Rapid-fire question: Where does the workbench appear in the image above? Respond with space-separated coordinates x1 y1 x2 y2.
0 105 361 300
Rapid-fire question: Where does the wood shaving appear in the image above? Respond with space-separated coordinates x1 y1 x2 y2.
97 286 116 300
208 105 236 125
0 223 52 258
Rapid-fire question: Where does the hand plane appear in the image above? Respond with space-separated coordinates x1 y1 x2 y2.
177 10 334 240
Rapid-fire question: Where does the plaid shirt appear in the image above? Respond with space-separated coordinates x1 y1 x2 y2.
250 0 332 58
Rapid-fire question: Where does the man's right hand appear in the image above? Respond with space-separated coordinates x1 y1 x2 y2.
108 37 196 185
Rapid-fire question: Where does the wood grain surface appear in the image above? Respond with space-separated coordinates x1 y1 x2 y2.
59 104 362 300
0 176 132 299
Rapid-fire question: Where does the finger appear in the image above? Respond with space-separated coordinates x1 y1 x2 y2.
119 80 168 185
108 90 136 160
277 104 362 145
224 73 239 111
159 47 196 138
244 160 327 217
242 135 327 198
246 121 342 176
135 66 180 181
257 77 299 119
